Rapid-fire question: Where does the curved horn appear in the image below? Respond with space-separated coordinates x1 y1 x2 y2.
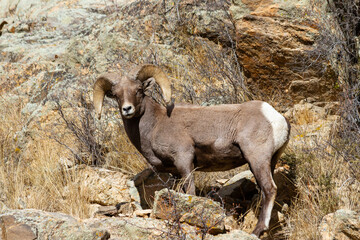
93 73 119 119
136 65 172 106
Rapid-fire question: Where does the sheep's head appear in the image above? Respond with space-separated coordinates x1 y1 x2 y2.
93 65 172 119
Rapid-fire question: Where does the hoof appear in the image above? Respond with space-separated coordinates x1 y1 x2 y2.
252 224 267 238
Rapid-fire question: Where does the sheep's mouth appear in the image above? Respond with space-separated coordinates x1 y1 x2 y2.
122 112 135 119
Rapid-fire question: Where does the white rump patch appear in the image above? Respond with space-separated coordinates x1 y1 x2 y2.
261 102 289 153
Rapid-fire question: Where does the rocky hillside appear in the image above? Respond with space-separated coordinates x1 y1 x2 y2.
0 0 359 239
0 0 345 166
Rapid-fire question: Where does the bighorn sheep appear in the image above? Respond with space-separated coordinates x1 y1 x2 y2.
93 64 290 237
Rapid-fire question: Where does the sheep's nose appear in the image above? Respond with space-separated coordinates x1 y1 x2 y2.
122 106 132 112
121 104 135 118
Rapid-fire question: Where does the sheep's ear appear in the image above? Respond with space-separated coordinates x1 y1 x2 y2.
142 77 155 93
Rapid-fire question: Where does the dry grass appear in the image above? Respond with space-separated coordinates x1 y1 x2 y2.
0 98 23 165
280 131 360 239
0 98 91 217
0 140 92 218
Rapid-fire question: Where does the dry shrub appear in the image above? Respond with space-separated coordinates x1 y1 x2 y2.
282 133 360 239
337 81 360 179
51 92 147 174
170 38 253 105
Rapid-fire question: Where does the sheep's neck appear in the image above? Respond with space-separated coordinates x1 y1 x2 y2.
122 96 162 153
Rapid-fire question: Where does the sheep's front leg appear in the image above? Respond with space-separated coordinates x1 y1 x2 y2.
181 171 195 195
173 150 196 195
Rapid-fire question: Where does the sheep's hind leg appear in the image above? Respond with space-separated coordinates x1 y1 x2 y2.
247 155 277 237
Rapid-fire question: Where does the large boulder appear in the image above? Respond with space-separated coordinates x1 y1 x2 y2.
67 166 141 217
232 0 340 103
152 189 226 234
73 166 131 207
0 208 211 240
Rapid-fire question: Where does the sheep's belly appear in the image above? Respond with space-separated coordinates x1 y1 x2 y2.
194 145 246 172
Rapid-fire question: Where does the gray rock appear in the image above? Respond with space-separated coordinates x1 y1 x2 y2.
1 208 201 240
0 209 110 240
134 209 152 218
93 205 118 217
83 216 167 240
223 170 254 187
318 209 360 240
21 102 40 115
210 230 258 240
